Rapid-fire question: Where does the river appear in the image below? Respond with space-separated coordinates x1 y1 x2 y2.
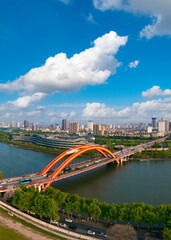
0 142 170 206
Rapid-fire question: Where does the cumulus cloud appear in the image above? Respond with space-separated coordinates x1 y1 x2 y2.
0 93 45 111
142 86 171 98
0 31 127 94
0 93 46 121
82 102 132 119
93 0 171 38
8 93 46 109
128 60 139 68
82 97 171 122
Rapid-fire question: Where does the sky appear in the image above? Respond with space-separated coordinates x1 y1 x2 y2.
0 0 171 125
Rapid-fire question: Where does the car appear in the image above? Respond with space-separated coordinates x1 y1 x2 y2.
65 218 73 223
87 230 95 235
98 232 107 238
51 219 58 225
29 211 35 215
94 160 99 163
59 223 67 228
85 164 89 167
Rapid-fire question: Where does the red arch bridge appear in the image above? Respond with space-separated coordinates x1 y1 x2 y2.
0 137 166 193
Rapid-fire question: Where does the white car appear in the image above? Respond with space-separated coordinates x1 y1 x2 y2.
87 230 95 235
51 219 58 225
59 223 67 228
65 218 73 223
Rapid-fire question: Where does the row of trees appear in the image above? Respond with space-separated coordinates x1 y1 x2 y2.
11 186 171 239
134 141 171 159
94 135 159 148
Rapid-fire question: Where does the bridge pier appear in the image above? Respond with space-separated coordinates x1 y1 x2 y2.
120 156 129 165
37 183 45 192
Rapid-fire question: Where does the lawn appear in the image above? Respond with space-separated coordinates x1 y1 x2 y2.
0 224 29 240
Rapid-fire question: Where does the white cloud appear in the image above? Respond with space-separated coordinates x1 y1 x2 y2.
128 60 139 68
0 93 46 121
93 0 171 38
82 97 171 122
142 86 171 98
8 93 46 109
0 31 128 94
58 0 70 4
87 13 95 23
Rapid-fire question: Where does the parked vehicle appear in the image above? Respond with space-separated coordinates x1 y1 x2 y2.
59 223 67 228
87 230 95 235
65 218 73 223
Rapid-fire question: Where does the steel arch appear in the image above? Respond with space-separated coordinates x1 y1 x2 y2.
43 146 119 191
40 145 107 176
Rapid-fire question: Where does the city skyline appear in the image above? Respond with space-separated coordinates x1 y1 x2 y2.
0 0 171 124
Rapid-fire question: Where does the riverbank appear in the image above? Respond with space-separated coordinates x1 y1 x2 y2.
0 140 102 159
134 157 171 161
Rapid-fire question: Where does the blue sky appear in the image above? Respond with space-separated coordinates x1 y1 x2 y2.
0 0 171 125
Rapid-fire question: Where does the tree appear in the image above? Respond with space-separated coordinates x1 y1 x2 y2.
33 193 45 219
143 209 157 229
87 202 101 222
0 170 3 179
44 197 60 222
163 227 171 240
107 224 137 240
65 202 73 216
109 204 118 223
100 202 111 224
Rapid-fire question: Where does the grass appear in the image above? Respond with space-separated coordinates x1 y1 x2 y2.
0 207 66 240
0 225 29 240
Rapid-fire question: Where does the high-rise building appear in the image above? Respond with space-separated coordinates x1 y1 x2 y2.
54 124 59 130
12 120 16 128
31 122 36 131
69 122 79 134
93 124 105 135
24 120 29 129
165 120 169 132
152 117 157 130
158 118 169 133
87 121 93 133
62 119 67 130
147 126 153 133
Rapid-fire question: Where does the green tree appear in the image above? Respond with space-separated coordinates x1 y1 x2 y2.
44 197 60 222
109 204 118 223
87 202 101 222
33 193 45 219
163 227 171 240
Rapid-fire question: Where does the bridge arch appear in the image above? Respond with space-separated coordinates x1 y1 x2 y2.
40 145 107 176
43 146 119 191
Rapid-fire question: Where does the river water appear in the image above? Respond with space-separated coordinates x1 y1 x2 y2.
0 142 170 206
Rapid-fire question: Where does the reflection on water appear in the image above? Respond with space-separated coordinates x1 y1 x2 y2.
0 142 171 206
